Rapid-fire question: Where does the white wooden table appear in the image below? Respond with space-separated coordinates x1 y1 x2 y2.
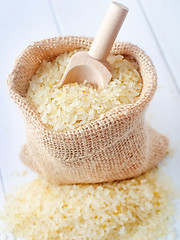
0 0 180 239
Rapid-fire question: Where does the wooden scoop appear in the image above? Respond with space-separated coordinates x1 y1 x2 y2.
60 2 128 89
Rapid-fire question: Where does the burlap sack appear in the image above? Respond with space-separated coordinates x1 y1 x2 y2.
8 36 168 184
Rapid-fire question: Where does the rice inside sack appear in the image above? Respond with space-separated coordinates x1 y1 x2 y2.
26 50 143 131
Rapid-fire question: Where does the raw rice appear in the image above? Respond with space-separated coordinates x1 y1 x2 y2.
0 167 176 240
26 50 142 131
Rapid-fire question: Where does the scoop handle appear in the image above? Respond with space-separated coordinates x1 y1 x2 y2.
89 2 128 61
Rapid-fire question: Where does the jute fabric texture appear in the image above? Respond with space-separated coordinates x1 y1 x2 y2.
7 36 168 184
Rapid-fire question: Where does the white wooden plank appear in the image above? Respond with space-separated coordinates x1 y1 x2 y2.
138 0 180 90
0 0 59 195
50 0 110 37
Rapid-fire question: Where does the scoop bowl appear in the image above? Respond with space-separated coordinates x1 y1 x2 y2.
60 52 112 89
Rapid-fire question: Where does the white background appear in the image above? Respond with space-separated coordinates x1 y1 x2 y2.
0 0 180 239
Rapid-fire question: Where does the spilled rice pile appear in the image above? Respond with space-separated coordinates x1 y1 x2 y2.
0 167 177 240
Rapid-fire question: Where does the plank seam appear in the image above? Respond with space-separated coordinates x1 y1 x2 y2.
48 0 62 35
137 0 180 95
